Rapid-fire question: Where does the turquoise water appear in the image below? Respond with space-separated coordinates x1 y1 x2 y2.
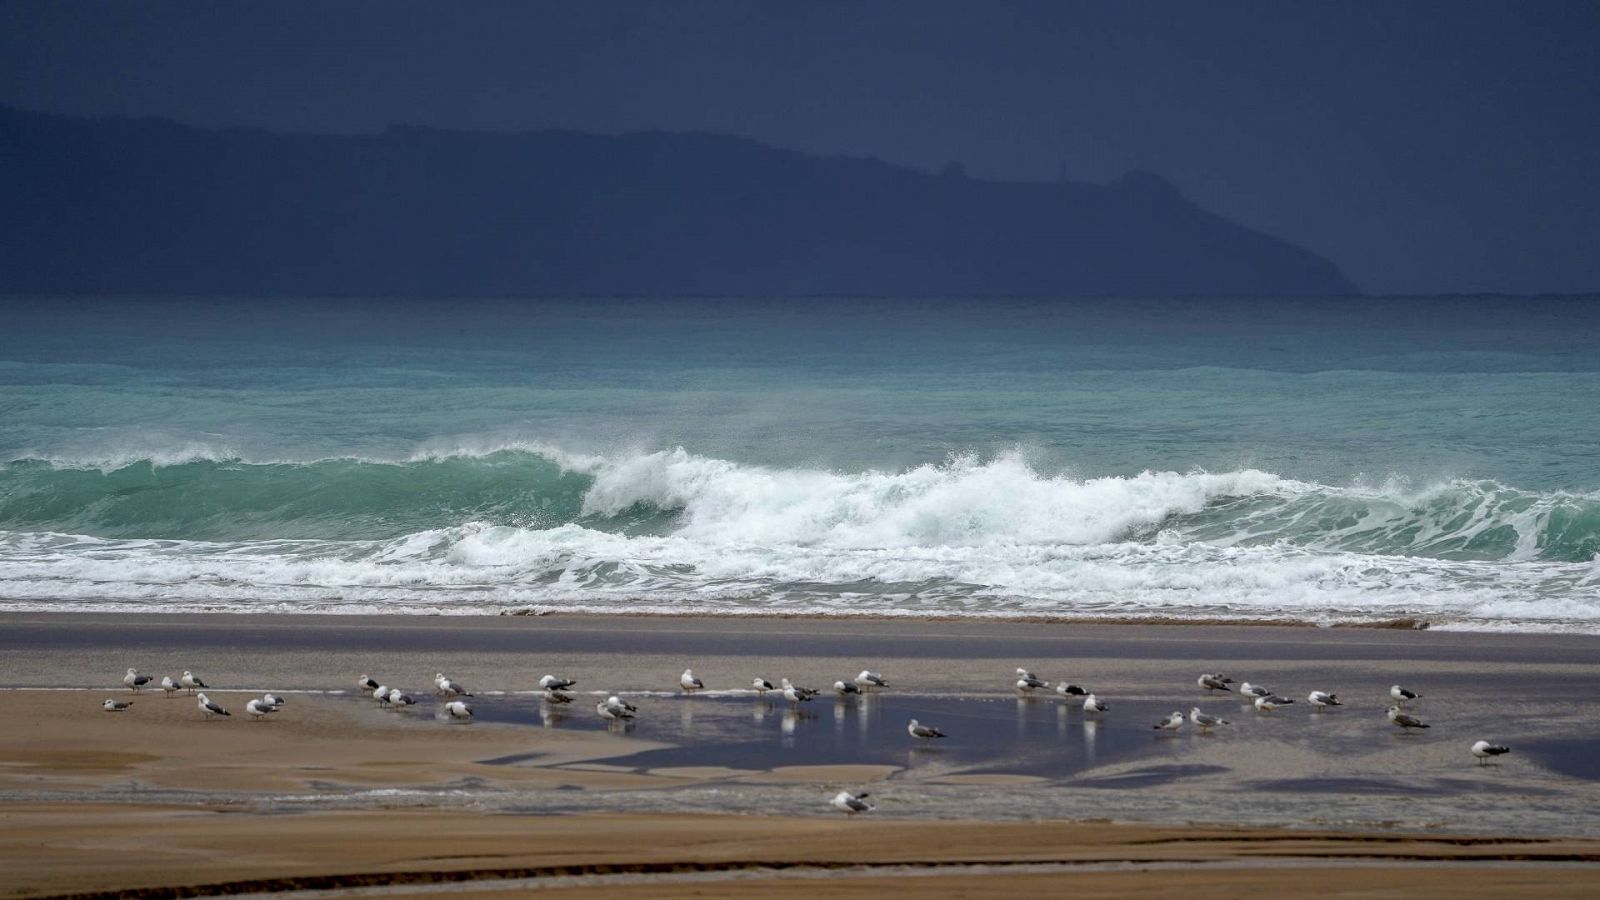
1 296 1597 628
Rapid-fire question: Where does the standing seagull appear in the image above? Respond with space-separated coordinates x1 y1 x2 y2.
1308 691 1341 709
680 668 705 693
388 690 416 708
160 676 180 698
907 718 946 740
1153 711 1185 732
445 700 474 721
1254 695 1290 713
373 685 392 705
103 698 133 712
180 670 208 695
1082 694 1110 715
1387 706 1430 729
358 675 380 692
605 695 639 716
834 680 861 697
245 698 279 720
780 678 817 704
1390 685 1421 704
197 693 230 719
855 670 888 691
597 699 634 721
831 790 874 815
1190 708 1229 731
1197 673 1233 693
539 674 577 691
123 668 152 692
263 693 285 708
1015 668 1049 692
1471 740 1511 764
1056 682 1088 699
752 677 775 695
436 673 472 697
1239 682 1271 700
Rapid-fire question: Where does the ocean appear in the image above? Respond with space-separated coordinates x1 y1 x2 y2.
2 296 1597 630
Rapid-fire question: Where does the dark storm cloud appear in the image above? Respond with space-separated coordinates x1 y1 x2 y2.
2 1 1596 294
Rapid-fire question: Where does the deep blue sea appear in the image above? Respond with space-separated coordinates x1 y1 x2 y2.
2 296 1598 630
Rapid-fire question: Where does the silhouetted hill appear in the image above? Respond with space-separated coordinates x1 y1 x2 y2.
0 107 1356 297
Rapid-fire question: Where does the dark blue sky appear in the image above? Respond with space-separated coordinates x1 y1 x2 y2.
3 1 1596 295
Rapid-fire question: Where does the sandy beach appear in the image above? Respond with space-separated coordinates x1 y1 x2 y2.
3 612 1599 897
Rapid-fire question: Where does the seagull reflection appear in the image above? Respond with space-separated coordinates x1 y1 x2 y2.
1083 717 1100 763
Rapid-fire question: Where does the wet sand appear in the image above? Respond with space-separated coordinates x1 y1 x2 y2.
2 612 1599 895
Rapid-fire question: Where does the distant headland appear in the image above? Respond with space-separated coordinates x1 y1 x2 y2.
0 106 1356 298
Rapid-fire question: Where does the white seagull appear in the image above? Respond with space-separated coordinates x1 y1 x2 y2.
1390 685 1421 704
1082 694 1110 714
1387 706 1430 729
1015 668 1049 692
1254 695 1288 712
1471 740 1511 764
245 698 278 719
1056 682 1088 698
373 685 392 705
123 668 152 692
1190 708 1229 730
160 675 180 698
388 690 416 707
1307 691 1341 708
197 692 230 718
855 670 888 690
436 673 472 697
1153 711 1185 732
540 674 578 691
358 675 380 692
780 678 817 703
445 700 474 720
1239 682 1271 700
597 699 634 721
680 668 705 693
907 718 946 739
103 698 133 712
180 670 208 694
263 693 285 708
834 680 861 696
753 677 775 694
606 695 638 715
831 790 874 815
1197 673 1233 693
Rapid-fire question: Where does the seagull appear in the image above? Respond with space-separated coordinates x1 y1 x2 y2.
1471 740 1510 764
1390 685 1421 704
597 699 634 721
445 700 474 720
540 675 577 691
358 675 380 692
245 698 279 719
388 690 416 707
197 692 230 718
1308 691 1341 708
680 668 704 693
1254 695 1289 712
123 668 152 692
855 670 888 690
1083 694 1110 714
263 693 285 708
907 718 946 739
373 685 392 705
160 676 180 697
180 671 207 695
1015 668 1048 692
1056 682 1088 698
780 678 817 703
1387 706 1429 729
753 677 775 694
103 698 133 712
1190 708 1229 731
1239 682 1271 700
435 673 472 697
1197 673 1232 693
834 680 861 696
605 695 638 715
542 688 574 704
830 790 874 815
1153 711 1185 732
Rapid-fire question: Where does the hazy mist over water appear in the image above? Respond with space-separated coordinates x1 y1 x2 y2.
2 296 1597 628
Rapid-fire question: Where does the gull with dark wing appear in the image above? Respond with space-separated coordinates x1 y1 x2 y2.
1197 673 1232 693
606 695 639 715
1190 708 1229 731
103 698 133 712
436 673 472 697
388 689 416 707
373 685 392 705
753 677 775 695
1387 706 1430 729
834 680 861 697
597 697 635 721
123 668 152 692
1471 740 1510 764
780 678 818 704
445 700 474 720
180 670 208 695
831 790 874 815
245 698 279 719
907 718 946 740
680 668 705 693
540 674 577 691
1239 682 1271 700
1015 668 1049 692
1390 685 1421 704
855 670 888 691
1253 695 1293 712
1082 694 1110 715
197 692 230 718
1307 691 1341 709
1153 711 1184 732
1056 682 1088 699
161 676 180 698
359 675 380 692
263 693 285 708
